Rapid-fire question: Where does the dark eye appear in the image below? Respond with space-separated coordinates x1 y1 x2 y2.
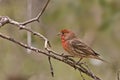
62 32 64 35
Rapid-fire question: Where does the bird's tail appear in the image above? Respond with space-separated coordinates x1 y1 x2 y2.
94 56 109 63
89 55 108 63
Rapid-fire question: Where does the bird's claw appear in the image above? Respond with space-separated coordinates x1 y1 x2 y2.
62 54 73 58
73 62 86 70
62 55 69 61
61 53 73 59
76 62 85 65
61 53 74 62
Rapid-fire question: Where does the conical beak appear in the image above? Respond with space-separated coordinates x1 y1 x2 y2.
57 32 61 36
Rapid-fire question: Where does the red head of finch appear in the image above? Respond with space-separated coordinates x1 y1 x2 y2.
59 29 106 62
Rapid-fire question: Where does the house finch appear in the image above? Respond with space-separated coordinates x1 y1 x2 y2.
59 29 106 62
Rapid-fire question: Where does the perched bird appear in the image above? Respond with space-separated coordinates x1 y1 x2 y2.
59 29 106 62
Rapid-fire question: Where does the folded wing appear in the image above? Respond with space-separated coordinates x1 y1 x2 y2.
70 39 99 57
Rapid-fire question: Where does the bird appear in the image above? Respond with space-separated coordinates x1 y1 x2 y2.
59 29 106 62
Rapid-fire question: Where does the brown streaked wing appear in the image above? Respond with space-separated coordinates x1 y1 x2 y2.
70 39 99 56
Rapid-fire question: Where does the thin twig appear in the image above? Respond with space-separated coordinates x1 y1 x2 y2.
0 16 9 26
47 44 54 77
117 71 120 80
0 16 51 49
80 71 85 80
20 0 50 25
82 63 97 80
48 56 54 77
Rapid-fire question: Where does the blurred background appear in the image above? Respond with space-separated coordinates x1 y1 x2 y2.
0 0 120 80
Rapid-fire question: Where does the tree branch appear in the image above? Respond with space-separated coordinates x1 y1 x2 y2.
0 16 51 49
0 0 101 79
0 33 101 80
20 0 50 25
0 15 101 80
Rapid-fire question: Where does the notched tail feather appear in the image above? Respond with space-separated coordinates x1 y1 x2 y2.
94 56 109 63
89 55 108 63
94 52 100 56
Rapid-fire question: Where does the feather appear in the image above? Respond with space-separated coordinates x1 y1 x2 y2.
70 38 99 56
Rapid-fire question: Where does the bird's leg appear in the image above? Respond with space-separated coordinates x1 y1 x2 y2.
76 57 83 65
60 53 73 58
60 53 74 62
63 55 74 61
60 53 64 56
73 58 83 70
64 54 73 57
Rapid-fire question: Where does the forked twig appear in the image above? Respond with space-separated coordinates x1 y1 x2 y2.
20 0 50 25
